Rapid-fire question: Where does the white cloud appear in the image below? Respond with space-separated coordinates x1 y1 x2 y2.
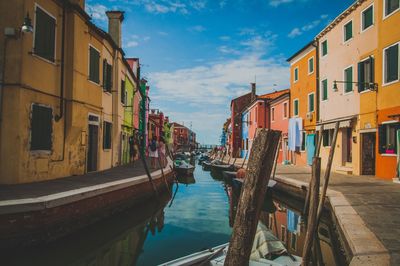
219 36 231 41
85 3 108 22
269 0 294 7
188 25 206 32
148 53 289 143
218 45 240 55
288 14 329 38
288 28 302 38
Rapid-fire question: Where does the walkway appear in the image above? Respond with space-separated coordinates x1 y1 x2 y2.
274 164 400 265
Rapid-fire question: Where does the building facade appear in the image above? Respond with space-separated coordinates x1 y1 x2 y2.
270 92 290 164
287 42 317 166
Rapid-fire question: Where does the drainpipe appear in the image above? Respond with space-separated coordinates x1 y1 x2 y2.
313 39 320 125
52 0 67 162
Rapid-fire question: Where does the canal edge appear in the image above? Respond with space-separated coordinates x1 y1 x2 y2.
273 174 391 266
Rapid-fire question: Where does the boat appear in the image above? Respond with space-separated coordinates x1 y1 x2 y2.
177 174 196 185
159 222 302 266
174 160 195 176
210 163 236 173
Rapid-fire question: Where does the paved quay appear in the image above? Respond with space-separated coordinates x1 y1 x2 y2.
0 159 165 201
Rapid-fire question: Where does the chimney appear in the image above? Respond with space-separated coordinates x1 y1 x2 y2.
251 83 256 100
106 11 124 48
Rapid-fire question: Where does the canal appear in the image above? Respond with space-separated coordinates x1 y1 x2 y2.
2 160 346 266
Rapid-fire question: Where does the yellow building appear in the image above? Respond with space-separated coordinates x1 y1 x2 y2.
375 0 400 180
287 42 317 166
0 0 134 184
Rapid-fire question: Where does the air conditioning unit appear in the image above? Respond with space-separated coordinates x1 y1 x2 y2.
306 112 313 121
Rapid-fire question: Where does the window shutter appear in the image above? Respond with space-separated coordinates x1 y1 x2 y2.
378 125 385 154
358 62 364 92
107 64 112 91
387 45 398 83
34 7 56 62
369 57 375 89
31 105 53 150
103 59 107 91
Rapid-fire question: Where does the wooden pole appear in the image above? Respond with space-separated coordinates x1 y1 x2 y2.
271 134 282 180
303 125 324 216
224 129 281 266
316 122 339 223
302 157 321 266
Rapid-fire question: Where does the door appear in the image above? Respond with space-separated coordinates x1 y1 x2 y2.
87 124 99 172
306 134 316 166
361 133 375 175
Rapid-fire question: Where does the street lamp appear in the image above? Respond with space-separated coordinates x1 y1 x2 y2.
21 12 33 33
332 80 378 92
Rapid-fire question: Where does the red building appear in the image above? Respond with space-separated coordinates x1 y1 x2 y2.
172 122 196 152
270 91 290 163
148 109 166 142
230 83 256 157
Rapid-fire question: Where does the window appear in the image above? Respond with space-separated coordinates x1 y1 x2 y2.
384 0 400 17
293 99 299 117
291 233 297 251
294 67 299 82
378 122 400 154
33 5 56 62
102 60 112 92
322 129 334 147
121 80 126 104
308 57 314 74
321 40 328 56
30 104 53 151
383 43 399 84
344 21 353 42
308 93 315 112
281 226 286 242
362 5 374 31
103 121 112 149
89 46 100 83
358 57 374 92
271 107 275 122
344 66 353 93
321 79 328 101
301 132 306 151
283 102 288 118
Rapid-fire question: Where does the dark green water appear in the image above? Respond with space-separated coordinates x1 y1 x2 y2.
1 161 345 266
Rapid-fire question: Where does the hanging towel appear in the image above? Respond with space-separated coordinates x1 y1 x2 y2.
287 210 299 233
288 118 296 151
294 118 303 148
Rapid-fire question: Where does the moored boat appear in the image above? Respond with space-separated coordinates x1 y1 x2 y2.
174 160 195 176
159 222 302 266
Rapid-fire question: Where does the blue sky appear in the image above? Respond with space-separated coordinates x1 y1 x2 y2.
86 0 355 144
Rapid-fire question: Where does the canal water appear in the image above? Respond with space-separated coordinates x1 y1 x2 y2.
2 160 346 266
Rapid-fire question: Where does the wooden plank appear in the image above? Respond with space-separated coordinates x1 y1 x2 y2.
302 157 321 266
224 129 281 266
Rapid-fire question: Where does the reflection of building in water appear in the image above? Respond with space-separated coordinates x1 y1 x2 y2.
267 201 340 266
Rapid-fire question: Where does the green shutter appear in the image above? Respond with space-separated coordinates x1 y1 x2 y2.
34 7 55 62
103 59 107 91
386 44 399 83
345 67 353 92
363 6 373 30
344 21 353 41
322 41 328 56
322 79 328 100
31 104 53 150
309 58 314 73
386 0 400 16
294 100 299 116
89 47 100 83
358 62 365 92
309 94 314 112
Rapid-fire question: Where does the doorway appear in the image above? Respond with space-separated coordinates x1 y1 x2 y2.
342 127 352 164
87 114 100 173
361 133 376 175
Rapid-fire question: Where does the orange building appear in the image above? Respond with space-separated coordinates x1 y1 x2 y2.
376 0 400 180
287 42 317 166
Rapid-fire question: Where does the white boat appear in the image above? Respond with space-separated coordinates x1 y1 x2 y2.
159 222 302 266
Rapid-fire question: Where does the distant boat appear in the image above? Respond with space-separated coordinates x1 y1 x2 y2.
174 160 195 176
159 222 302 266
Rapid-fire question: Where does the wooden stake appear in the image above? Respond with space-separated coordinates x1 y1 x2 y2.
302 157 321 266
271 134 282 180
316 122 339 223
224 129 281 266
303 125 324 217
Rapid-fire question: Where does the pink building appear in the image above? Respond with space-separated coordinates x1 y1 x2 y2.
270 92 290 164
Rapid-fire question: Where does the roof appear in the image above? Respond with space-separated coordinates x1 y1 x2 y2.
258 89 290 100
286 41 315 62
269 91 290 105
230 92 252 106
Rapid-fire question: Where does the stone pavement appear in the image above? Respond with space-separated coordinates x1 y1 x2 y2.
0 159 163 201
274 164 400 265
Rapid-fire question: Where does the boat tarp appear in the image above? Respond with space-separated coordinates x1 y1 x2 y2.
250 222 287 260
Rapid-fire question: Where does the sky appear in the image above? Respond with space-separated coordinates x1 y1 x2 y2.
85 0 355 144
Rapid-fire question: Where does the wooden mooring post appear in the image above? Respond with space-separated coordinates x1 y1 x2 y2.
301 157 321 266
224 129 281 266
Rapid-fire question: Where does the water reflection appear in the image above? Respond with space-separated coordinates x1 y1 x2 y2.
1 161 345 266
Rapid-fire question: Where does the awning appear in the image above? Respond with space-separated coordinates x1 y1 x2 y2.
316 118 354 131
